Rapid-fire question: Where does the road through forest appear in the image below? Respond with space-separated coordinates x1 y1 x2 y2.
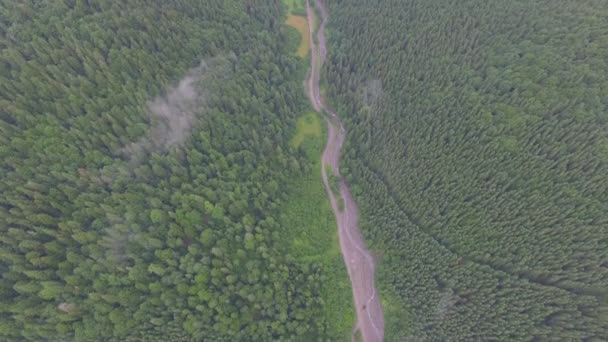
304 1 385 341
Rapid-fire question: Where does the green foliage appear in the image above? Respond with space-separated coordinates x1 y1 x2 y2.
149 209 166 224
279 121 354 339
291 111 322 148
0 0 344 340
326 167 341 198
285 25 304 56
283 0 306 15
325 0 608 340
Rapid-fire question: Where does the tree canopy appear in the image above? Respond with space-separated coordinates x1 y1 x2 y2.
0 0 347 340
324 0 608 340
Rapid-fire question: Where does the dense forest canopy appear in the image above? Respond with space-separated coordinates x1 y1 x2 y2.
0 0 350 340
324 0 608 340
3 0 608 340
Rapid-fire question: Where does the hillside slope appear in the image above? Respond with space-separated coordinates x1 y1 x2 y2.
324 0 608 340
0 1 344 340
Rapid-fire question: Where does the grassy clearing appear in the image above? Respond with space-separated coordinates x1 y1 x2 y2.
283 0 310 58
285 15 310 58
291 111 321 148
278 114 354 340
283 0 306 15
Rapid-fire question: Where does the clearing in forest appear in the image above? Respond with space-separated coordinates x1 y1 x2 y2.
279 113 354 339
291 111 321 148
285 15 310 58
283 0 306 14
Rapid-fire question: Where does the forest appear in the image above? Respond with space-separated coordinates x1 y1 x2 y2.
0 0 352 340
4 0 607 340
323 0 608 340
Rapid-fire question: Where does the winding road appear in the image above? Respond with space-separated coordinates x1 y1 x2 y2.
304 1 385 341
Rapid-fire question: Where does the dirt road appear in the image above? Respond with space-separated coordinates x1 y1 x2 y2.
305 1 385 341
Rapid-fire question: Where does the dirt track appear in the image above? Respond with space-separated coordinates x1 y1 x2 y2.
305 1 385 341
